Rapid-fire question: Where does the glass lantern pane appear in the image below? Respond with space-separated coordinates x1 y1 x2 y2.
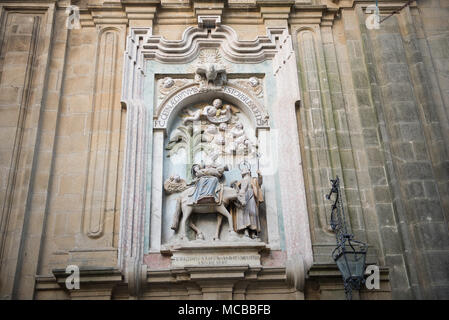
335 251 367 282
335 255 351 280
345 252 366 278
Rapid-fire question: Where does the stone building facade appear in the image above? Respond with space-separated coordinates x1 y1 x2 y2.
0 0 447 300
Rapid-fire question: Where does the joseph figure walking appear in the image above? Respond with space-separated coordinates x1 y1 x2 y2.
235 168 263 239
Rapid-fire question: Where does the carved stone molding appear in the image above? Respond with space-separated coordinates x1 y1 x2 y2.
161 0 191 8
141 25 278 64
118 27 152 298
83 26 124 239
286 255 306 292
53 267 122 300
228 0 258 9
144 265 293 298
194 1 225 18
198 15 221 29
59 2 158 27
267 28 295 76
289 5 339 26
126 257 147 297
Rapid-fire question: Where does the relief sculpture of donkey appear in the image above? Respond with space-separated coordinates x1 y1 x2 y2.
164 164 245 241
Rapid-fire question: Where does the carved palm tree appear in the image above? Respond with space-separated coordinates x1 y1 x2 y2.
166 123 212 181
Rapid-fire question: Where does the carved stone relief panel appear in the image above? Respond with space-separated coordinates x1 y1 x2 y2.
162 97 264 247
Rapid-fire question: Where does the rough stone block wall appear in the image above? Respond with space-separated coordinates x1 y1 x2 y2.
295 0 448 299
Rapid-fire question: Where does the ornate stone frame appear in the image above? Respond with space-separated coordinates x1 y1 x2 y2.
119 25 312 296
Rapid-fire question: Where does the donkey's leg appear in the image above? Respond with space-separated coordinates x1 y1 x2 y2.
213 215 223 241
215 205 236 236
188 221 200 234
189 221 204 240
170 197 182 230
179 205 193 240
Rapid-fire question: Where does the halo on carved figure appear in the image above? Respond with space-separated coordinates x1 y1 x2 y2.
239 161 251 175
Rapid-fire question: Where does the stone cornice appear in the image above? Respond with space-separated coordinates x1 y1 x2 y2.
37 265 294 298
256 0 296 6
307 264 389 278
355 0 417 14
228 0 257 9
193 1 225 17
146 265 289 285
53 267 122 283
160 0 191 8
51 267 123 299
48 0 414 28
289 5 340 27
335 0 416 12
0 0 57 4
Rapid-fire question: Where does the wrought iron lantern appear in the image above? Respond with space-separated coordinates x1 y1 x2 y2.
326 176 367 300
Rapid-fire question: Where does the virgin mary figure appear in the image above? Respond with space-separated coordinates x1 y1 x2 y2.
188 163 225 205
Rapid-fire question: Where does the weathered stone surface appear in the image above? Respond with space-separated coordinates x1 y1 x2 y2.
0 0 447 301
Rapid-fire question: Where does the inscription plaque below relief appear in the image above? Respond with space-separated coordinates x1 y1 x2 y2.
172 253 261 267
164 241 267 268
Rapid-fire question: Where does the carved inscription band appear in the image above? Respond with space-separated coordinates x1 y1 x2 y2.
154 85 269 129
